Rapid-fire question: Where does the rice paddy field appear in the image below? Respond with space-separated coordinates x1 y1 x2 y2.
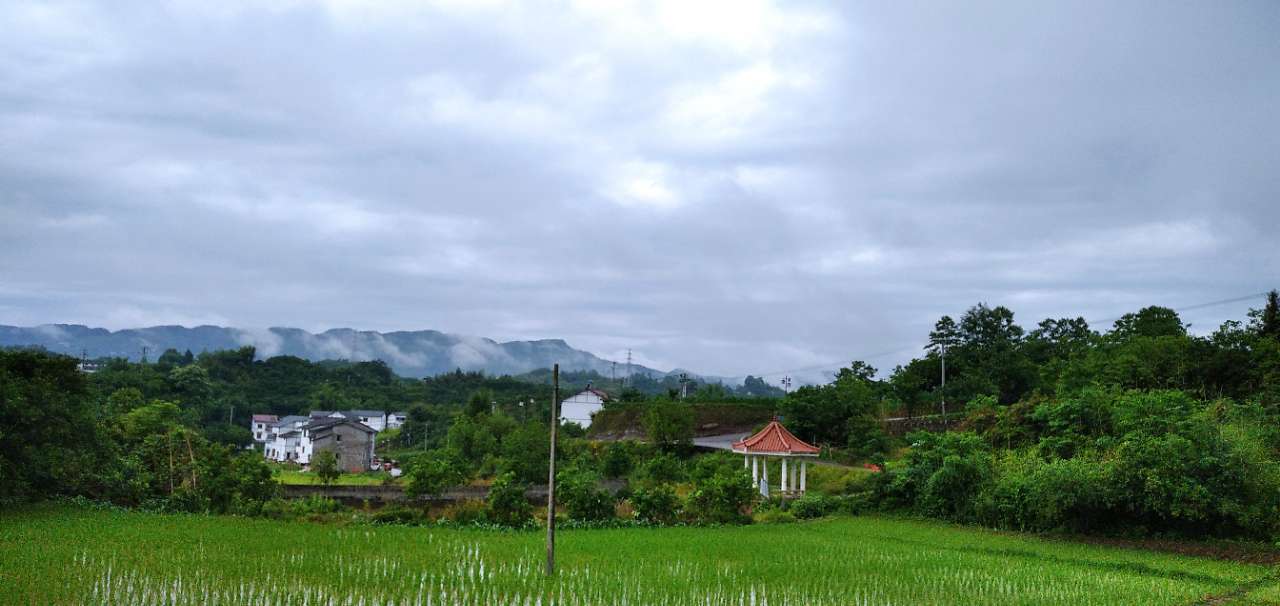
2 505 1278 605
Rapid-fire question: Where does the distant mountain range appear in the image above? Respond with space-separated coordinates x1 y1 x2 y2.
0 324 686 380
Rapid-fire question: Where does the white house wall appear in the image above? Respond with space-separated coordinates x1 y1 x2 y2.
560 391 605 427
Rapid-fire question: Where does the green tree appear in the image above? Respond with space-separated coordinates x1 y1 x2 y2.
405 450 468 498
465 388 495 417
485 472 532 527
1110 306 1187 340
642 399 694 451
1250 290 1280 341
557 468 615 522
312 450 340 486
684 468 754 524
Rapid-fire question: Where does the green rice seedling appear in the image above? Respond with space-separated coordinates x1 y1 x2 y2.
0 504 1273 605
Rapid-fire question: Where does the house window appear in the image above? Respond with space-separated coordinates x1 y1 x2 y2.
336 435 342 442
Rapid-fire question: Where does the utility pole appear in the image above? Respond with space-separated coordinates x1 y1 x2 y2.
781 376 792 394
545 364 559 577
141 346 149 364
625 350 632 387
940 343 947 426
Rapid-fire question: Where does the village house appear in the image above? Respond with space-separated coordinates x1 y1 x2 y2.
559 387 609 427
258 410 391 465
251 414 278 443
388 412 407 429
300 418 376 472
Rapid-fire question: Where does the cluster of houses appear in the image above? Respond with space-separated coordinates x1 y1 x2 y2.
248 386 609 475
250 410 407 473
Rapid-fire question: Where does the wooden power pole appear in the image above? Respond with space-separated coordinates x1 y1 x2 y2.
545 364 560 576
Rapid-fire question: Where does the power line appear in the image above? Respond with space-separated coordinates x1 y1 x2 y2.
749 290 1271 382
1087 291 1269 327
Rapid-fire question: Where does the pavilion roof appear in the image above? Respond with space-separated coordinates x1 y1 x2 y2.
731 419 820 456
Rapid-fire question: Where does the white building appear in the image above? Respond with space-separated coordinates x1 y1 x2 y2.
387 412 408 429
258 410 396 463
559 388 609 427
265 430 302 462
251 414 278 443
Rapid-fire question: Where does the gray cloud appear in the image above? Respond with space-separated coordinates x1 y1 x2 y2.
1 0 1278 380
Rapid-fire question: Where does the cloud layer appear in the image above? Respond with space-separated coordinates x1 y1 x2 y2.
2 1 1278 379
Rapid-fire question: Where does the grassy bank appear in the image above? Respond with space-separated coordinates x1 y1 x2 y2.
2 505 1276 605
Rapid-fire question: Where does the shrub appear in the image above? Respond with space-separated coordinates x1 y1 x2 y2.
600 442 634 479
684 468 754 525
638 453 684 485
405 449 468 498
311 450 340 486
443 499 486 525
557 468 615 522
630 484 680 525
789 495 835 519
371 506 428 526
642 400 694 451
485 472 533 528
753 509 796 524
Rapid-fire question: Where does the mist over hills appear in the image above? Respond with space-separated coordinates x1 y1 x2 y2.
0 324 685 380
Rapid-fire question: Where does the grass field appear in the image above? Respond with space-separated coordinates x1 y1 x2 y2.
1 505 1277 605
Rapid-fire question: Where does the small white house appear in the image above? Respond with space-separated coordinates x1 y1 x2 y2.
251 414 278 443
266 430 302 462
560 388 609 427
347 410 387 432
387 412 408 429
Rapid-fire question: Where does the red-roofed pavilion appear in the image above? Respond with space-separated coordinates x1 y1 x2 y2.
732 418 819 497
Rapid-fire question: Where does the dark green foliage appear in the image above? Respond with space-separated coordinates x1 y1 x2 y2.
683 467 754 524
497 421 550 484
404 449 468 498
556 468 615 522
485 472 532 527
630 484 680 524
642 399 694 451
638 453 684 485
1110 306 1187 340
781 362 888 459
0 350 109 502
600 442 634 479
881 391 1280 540
311 450 340 486
788 494 836 519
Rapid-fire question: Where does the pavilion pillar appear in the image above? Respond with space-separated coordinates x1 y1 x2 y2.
800 461 807 493
751 456 759 484
781 458 788 494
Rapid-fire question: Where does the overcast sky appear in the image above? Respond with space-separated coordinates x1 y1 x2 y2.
1 1 1278 380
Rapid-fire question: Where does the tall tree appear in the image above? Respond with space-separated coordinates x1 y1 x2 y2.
1110 306 1186 339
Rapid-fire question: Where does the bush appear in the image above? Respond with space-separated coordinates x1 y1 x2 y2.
443 499 487 525
630 484 680 525
371 506 428 526
642 400 694 451
638 453 684 485
600 442 634 479
405 449 468 498
753 509 796 524
789 495 836 519
557 468 615 522
684 468 754 525
485 473 533 528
